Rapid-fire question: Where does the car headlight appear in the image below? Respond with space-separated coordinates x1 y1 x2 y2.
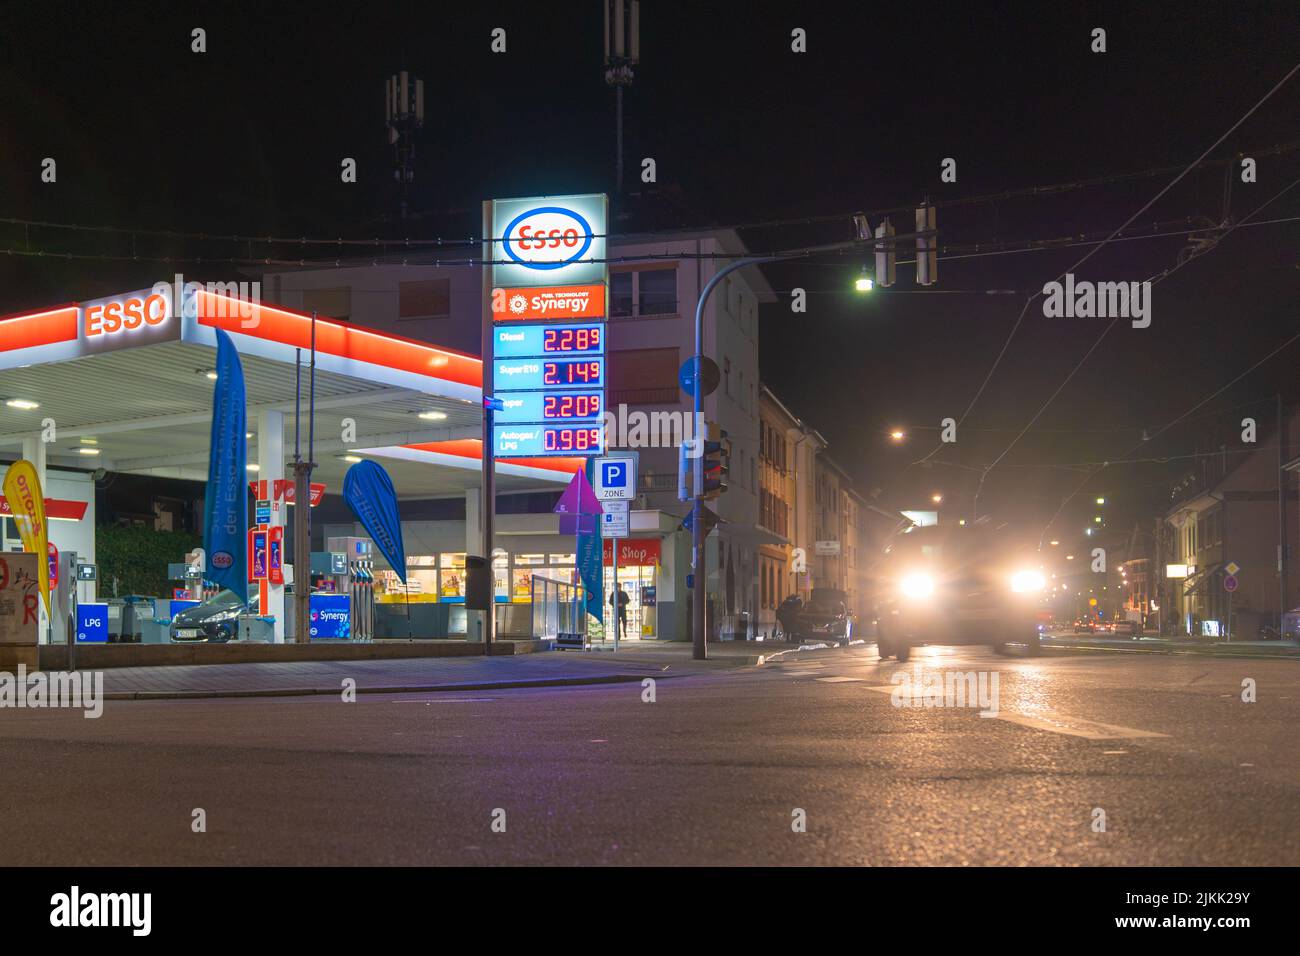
208 608 241 622
900 573 935 599
1010 570 1046 593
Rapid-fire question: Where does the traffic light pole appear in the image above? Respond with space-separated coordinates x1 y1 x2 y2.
692 256 778 660
687 230 934 659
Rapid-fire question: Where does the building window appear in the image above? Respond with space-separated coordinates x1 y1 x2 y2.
609 266 678 318
399 278 451 319
301 286 351 321
638 268 676 316
608 347 681 405
611 272 634 317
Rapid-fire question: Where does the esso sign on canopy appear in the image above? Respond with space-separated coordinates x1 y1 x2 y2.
84 293 169 336
502 206 594 270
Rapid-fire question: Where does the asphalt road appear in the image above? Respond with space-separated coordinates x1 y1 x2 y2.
2 644 1297 866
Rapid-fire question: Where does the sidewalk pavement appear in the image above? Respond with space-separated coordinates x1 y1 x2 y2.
91 640 792 699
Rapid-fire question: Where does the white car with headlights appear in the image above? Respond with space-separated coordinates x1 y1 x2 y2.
875 523 1044 661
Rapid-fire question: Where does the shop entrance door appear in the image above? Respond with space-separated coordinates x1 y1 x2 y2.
602 563 657 640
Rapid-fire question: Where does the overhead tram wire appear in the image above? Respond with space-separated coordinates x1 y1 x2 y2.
931 59 1300 499
6 213 1297 272
1030 172 1300 542
4 141 1300 255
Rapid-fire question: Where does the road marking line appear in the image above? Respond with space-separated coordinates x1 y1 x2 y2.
992 712 1169 740
816 676 865 683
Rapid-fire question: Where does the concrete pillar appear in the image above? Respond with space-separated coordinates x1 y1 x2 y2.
259 410 286 642
20 433 46 486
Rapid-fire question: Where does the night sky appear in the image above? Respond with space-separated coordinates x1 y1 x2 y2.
2 0 1298 548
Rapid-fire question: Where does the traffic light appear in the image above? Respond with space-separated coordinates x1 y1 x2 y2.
702 422 729 500
874 217 896 288
678 436 695 502
915 203 937 286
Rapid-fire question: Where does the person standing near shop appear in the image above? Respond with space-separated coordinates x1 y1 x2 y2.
610 582 630 640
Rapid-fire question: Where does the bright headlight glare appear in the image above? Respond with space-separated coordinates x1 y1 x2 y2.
1010 570 1046 593
900 573 935 599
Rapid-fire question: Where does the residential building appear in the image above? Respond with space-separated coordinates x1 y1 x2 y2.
1164 408 1300 637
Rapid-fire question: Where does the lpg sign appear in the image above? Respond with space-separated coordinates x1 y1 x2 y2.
491 193 608 289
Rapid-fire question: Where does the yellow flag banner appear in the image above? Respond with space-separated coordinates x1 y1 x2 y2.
2 460 51 615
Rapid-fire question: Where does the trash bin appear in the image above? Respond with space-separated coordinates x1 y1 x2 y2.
105 599 125 641
115 596 152 643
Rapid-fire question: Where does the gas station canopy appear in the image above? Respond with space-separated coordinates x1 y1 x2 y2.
0 285 581 494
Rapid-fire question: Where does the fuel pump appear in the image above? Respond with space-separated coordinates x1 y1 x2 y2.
326 536 373 642
354 557 374 642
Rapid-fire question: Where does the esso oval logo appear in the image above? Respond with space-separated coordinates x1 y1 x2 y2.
502 206 594 270
211 551 234 570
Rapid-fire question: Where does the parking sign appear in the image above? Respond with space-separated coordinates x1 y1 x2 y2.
593 456 636 501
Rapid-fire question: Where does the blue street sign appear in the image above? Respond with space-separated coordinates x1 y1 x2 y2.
601 460 628 489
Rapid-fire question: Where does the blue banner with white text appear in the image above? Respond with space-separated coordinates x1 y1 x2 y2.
202 329 248 600
342 460 407 584
577 530 602 624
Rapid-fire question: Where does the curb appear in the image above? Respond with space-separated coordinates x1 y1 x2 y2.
1041 640 1300 660
104 672 668 701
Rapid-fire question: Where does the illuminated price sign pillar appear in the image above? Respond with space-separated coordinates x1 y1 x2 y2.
488 194 609 459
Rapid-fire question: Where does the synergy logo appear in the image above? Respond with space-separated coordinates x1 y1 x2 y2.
491 284 606 321
501 206 594 270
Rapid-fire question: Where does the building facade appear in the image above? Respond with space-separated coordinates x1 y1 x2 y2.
1164 409 1300 638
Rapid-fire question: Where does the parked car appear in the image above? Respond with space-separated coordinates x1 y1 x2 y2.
875 523 1042 661
796 588 852 644
1118 618 1142 638
170 589 256 643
